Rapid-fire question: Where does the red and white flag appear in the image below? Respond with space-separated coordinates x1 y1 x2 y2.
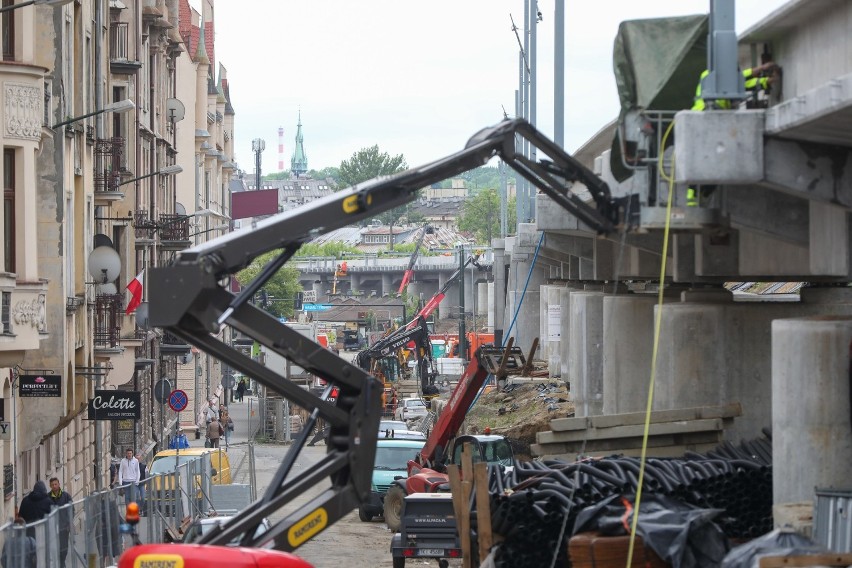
125 270 144 315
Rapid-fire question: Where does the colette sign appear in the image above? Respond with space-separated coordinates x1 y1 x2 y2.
19 375 61 397
88 390 141 420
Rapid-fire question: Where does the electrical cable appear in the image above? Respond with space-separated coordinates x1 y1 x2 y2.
625 118 676 567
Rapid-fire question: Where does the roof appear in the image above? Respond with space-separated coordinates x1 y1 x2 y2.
376 438 427 448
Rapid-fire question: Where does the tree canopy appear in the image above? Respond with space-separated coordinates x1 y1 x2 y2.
339 145 412 248
295 242 361 258
458 189 517 244
236 250 302 319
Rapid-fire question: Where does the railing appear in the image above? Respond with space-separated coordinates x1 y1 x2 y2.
1 291 10 334
0 455 219 567
3 464 12 500
94 138 124 193
94 294 123 348
109 22 129 61
133 211 158 240
158 214 189 241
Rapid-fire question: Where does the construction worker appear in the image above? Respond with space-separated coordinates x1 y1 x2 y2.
687 61 779 206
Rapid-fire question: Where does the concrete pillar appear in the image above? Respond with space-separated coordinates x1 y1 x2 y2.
350 273 360 294
602 295 659 414
558 287 572 380
569 292 605 416
491 238 507 344
505 290 540 358
539 286 564 378
487 283 495 331
477 283 488 318
381 273 392 296
772 317 852 505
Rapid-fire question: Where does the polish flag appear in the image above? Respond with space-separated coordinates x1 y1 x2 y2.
125 270 144 315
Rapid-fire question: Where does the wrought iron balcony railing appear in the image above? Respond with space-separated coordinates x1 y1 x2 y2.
158 214 190 242
94 138 124 193
133 210 158 241
94 294 123 348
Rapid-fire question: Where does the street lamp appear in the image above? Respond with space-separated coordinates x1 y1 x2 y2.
117 164 182 187
194 208 231 221
0 0 73 13
52 99 135 129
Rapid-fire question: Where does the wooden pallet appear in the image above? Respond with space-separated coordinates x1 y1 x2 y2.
568 532 670 568
759 554 852 567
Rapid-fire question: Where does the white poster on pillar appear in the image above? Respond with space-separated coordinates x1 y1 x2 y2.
547 305 561 341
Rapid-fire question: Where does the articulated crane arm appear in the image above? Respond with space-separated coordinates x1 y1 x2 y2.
138 118 623 564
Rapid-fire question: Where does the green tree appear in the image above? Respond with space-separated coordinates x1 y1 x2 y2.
264 170 290 180
310 167 340 186
458 188 517 244
295 242 361 258
339 145 409 249
236 250 302 319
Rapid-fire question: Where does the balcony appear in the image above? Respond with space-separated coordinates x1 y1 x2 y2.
158 214 191 250
109 22 142 75
0 276 49 367
94 138 126 203
160 330 191 357
133 211 158 247
93 294 123 350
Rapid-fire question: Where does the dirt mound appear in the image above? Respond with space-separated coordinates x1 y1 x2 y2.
463 381 573 460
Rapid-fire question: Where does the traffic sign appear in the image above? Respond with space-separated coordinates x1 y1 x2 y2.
0 422 9 440
153 378 172 404
168 389 188 412
303 303 331 312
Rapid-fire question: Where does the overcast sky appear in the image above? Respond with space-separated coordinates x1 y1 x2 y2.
205 1 789 174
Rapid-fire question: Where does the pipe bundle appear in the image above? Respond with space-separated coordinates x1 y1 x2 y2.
478 437 773 568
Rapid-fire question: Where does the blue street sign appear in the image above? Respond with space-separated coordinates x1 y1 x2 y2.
168 389 188 412
303 303 332 312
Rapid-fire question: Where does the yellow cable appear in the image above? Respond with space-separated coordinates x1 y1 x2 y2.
626 118 676 567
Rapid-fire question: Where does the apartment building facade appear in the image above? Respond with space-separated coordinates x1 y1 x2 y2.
0 0 234 520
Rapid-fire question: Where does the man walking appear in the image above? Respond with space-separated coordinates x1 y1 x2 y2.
48 478 73 568
236 379 246 402
116 448 140 507
135 453 148 513
18 481 51 538
206 416 223 448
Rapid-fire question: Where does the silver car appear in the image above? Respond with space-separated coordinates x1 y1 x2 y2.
394 397 428 421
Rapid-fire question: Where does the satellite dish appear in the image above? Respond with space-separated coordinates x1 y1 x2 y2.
166 98 185 122
93 233 113 248
88 246 121 284
175 202 187 216
97 283 118 295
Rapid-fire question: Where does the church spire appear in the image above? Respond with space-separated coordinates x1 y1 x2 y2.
290 111 308 176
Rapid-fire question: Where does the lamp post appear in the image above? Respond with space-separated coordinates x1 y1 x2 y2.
0 0 73 13
52 98 135 129
117 164 182 187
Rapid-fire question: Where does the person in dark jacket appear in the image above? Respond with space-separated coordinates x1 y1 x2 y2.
2 518 36 568
18 480 52 538
49 477 73 568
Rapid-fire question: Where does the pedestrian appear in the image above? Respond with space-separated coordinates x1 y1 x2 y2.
206 417 223 448
220 406 234 445
236 379 246 402
2 518 36 568
48 477 73 568
204 399 219 424
18 480 51 538
116 448 140 507
169 427 190 449
135 453 147 513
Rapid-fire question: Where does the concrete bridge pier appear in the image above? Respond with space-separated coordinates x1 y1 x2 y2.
772 316 852 506
349 273 360 294
569 291 605 417
381 274 393 296
602 294 666 415
540 286 565 379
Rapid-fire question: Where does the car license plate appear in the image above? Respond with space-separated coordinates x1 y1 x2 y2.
418 549 443 556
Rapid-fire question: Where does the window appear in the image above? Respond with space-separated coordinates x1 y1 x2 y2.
1 291 10 334
2 0 14 61
4 149 15 274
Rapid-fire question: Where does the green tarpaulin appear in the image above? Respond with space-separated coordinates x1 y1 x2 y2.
610 14 709 181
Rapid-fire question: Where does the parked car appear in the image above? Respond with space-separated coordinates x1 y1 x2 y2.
394 397 428 421
360 438 426 522
379 429 426 441
182 515 272 547
379 420 408 432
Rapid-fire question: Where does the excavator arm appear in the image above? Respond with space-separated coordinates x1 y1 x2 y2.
141 118 624 560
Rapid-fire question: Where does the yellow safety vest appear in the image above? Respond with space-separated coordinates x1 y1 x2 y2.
692 68 769 111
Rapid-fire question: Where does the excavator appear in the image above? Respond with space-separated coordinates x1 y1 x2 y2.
397 223 434 294
355 252 487 410
119 118 628 567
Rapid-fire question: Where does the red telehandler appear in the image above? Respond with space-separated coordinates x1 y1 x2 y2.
117 118 627 567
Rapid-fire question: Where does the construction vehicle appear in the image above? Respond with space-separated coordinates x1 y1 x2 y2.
398 224 434 294
382 343 526 532
120 118 626 567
